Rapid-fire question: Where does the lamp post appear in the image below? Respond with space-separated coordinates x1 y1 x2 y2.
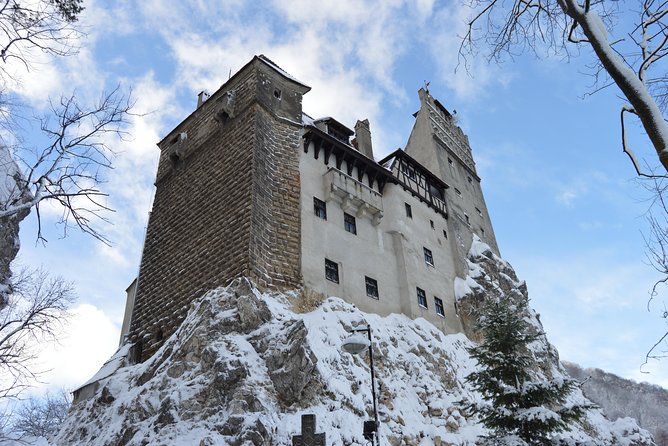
341 324 380 446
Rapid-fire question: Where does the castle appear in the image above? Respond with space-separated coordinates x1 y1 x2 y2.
121 55 499 363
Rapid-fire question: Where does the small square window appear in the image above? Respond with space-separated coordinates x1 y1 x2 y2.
365 276 379 299
434 297 445 317
467 176 473 183
447 157 453 166
424 247 434 266
344 213 357 235
314 197 327 220
465 213 470 225
475 207 482 217
481 227 485 237
325 258 339 283
430 220 434 229
405 203 412 218
417 287 427 308
443 229 448 239
455 188 462 197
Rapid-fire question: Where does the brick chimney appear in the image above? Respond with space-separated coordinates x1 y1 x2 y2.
354 119 373 160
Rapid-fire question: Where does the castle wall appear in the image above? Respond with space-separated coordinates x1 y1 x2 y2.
381 183 462 334
405 89 499 277
299 147 463 334
124 58 496 361
128 57 307 361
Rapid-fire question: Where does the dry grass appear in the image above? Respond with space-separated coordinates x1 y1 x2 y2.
292 287 326 313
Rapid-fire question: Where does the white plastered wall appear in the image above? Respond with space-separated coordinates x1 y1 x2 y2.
299 144 464 334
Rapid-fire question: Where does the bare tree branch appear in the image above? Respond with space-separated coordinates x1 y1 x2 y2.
1 87 133 244
0 267 74 401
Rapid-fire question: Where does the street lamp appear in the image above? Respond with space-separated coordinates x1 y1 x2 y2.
341 324 380 446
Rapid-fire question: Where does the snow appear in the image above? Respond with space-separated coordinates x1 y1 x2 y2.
257 55 308 88
575 4 668 161
77 343 131 388
0 145 21 207
51 255 654 445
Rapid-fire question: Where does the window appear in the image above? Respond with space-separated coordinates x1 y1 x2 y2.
481 227 486 237
402 164 416 180
467 176 473 184
464 213 470 225
314 197 327 220
447 157 453 166
443 229 448 239
430 220 434 229
423 247 434 266
344 213 357 235
455 188 462 197
434 297 445 317
429 184 445 201
365 276 379 299
325 258 339 283
476 207 482 217
405 203 412 218
417 287 427 308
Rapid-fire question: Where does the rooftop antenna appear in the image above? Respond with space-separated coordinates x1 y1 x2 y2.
423 80 430 93
228 68 232 80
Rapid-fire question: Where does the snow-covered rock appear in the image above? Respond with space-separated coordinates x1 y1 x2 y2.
55 245 655 445
0 145 30 308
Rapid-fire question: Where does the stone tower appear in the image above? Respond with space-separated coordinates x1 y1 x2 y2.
405 89 498 276
127 56 310 361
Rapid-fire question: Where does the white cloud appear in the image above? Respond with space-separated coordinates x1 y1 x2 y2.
34 304 120 391
427 3 509 100
556 189 578 206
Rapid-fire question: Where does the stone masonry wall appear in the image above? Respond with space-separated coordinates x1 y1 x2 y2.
249 106 302 289
129 58 306 361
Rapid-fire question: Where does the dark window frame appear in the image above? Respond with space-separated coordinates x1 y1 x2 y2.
344 212 357 235
314 197 327 220
434 296 445 317
365 276 379 299
325 258 339 283
405 203 413 218
424 247 434 266
417 287 428 308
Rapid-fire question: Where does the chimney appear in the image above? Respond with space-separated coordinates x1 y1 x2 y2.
354 119 373 160
197 90 211 109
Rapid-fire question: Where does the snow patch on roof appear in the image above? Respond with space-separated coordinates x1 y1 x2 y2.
78 343 132 389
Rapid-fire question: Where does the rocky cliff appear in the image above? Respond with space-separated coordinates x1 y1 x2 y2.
55 240 655 445
0 145 31 308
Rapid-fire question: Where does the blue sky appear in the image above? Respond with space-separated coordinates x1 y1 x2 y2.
9 0 668 393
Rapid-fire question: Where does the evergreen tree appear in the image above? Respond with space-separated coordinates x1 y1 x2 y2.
462 297 587 445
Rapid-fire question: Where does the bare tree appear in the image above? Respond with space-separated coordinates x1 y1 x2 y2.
640 174 668 363
0 87 132 244
460 0 668 175
0 267 74 401
10 389 71 439
0 0 84 78
0 0 133 410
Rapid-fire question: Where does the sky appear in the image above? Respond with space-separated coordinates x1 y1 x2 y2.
7 0 668 397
